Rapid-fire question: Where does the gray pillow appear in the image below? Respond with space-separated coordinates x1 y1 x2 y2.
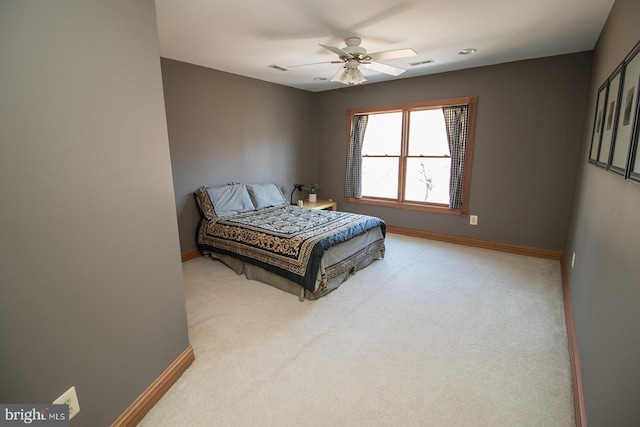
247 183 288 209
206 183 254 217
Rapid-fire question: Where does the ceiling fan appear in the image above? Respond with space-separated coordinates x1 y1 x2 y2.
319 37 417 85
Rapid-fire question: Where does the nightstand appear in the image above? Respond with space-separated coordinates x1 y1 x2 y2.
302 199 337 211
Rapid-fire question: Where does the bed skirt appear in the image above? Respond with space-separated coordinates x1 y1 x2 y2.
204 225 385 300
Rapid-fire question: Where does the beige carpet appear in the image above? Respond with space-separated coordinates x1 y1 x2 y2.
140 233 575 426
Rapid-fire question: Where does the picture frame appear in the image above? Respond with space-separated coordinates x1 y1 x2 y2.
596 66 623 169
588 82 608 164
630 125 640 182
610 45 640 176
627 44 640 183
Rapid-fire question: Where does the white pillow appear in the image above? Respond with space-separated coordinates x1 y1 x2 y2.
247 183 288 209
206 184 254 217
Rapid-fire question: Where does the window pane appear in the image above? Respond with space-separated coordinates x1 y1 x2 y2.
404 158 450 204
362 112 402 156
408 110 450 156
362 157 398 198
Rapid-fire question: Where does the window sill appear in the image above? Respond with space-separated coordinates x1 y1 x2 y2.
346 197 467 216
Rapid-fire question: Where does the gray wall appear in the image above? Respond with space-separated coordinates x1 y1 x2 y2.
314 53 592 251
161 58 316 252
0 2 189 426
565 0 640 424
166 53 591 253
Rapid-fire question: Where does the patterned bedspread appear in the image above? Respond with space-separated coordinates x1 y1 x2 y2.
196 205 386 292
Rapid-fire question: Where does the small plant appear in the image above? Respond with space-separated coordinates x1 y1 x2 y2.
309 182 318 194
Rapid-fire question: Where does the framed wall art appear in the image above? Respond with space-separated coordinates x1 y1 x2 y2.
597 66 622 169
589 38 640 186
589 83 608 163
610 45 640 176
630 130 640 182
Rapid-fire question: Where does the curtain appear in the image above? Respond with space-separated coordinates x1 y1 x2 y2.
344 114 368 198
443 106 469 209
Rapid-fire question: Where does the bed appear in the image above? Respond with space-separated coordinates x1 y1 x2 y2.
194 183 386 301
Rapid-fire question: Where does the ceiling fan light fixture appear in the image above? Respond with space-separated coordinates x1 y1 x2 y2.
333 67 367 85
318 38 415 85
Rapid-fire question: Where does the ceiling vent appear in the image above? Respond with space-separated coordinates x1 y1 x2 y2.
409 59 434 66
268 64 289 72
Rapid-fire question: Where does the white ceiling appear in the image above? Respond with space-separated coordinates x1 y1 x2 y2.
155 0 614 92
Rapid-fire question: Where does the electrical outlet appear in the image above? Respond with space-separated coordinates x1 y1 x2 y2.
469 215 478 225
54 386 80 420
571 252 576 268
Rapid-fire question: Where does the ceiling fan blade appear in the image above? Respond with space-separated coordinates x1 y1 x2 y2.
369 48 417 61
319 44 353 59
286 60 336 69
363 61 407 76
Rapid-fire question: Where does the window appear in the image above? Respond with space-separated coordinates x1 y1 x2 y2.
345 97 477 215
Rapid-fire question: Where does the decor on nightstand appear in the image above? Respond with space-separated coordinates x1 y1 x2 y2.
290 183 304 205
308 182 318 203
